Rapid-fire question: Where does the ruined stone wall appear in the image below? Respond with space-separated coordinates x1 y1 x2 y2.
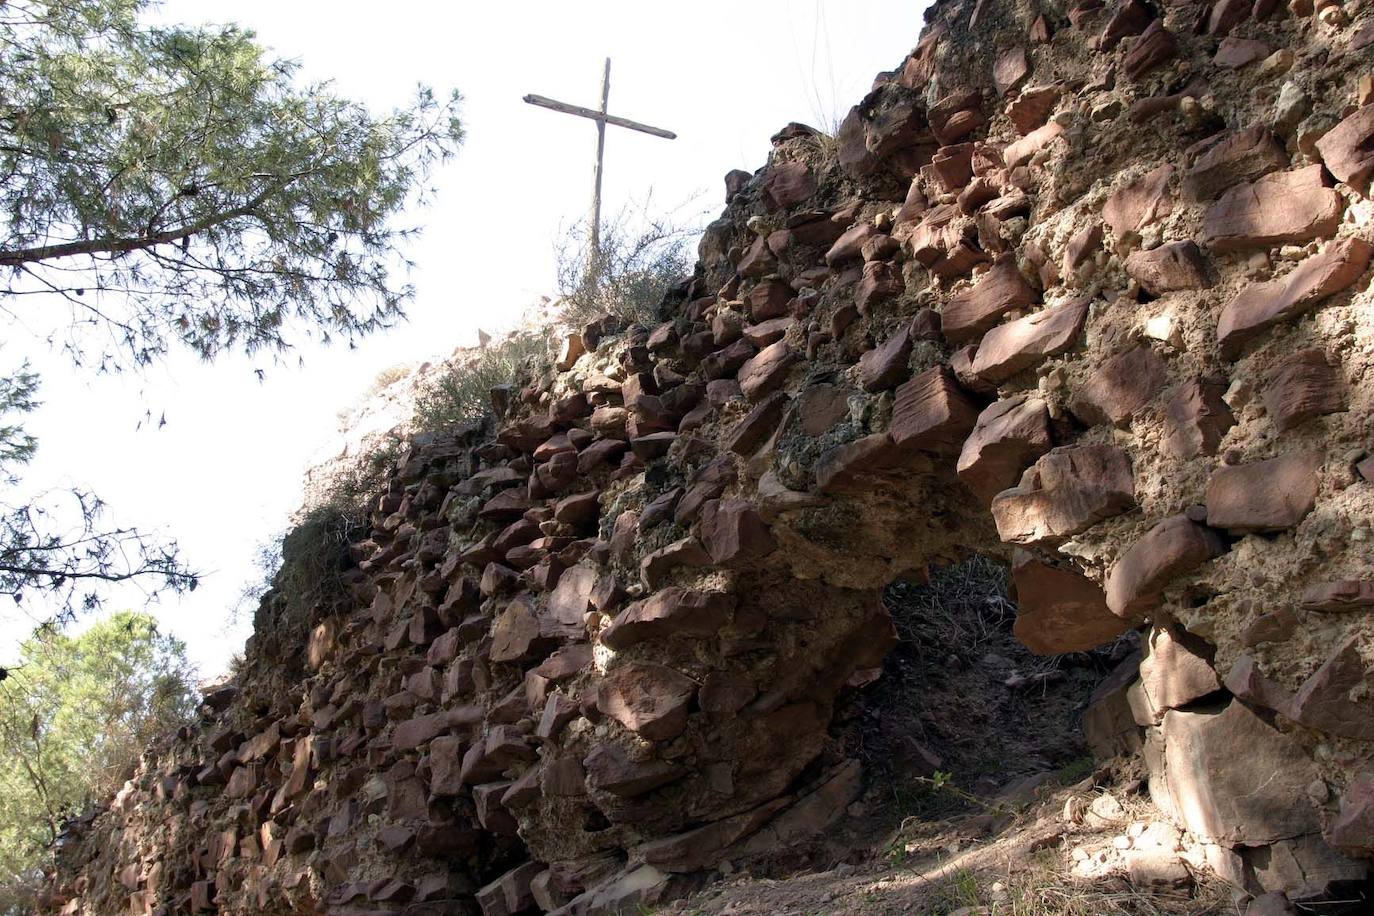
41 0 1374 913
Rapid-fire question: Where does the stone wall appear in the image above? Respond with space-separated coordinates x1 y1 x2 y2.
41 0 1374 913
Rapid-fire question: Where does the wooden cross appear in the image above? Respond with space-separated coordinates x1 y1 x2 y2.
524 58 677 269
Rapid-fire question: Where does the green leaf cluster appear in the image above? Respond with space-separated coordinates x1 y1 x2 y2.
1 0 464 368
0 610 198 911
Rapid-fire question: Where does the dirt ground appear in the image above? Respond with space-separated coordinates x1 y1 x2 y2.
657 562 1235 915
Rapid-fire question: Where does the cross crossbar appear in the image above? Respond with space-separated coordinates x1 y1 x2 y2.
522 93 677 140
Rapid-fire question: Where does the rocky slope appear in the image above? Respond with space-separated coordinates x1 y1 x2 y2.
40 0 1374 913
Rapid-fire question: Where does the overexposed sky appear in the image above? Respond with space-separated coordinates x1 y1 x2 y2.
2 0 928 677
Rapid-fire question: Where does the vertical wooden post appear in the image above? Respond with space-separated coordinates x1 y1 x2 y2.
589 57 611 276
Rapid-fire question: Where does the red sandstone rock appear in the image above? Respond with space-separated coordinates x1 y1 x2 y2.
1223 655 1293 713
1128 624 1222 726
637 799 787 873
1124 242 1209 293
992 444 1135 544
601 588 735 650
993 46 1031 95
1262 349 1344 432
1217 238 1374 359
584 743 685 797
825 223 879 266
540 566 592 639
490 597 543 663
738 340 797 401
1003 121 1063 169
596 663 696 741
699 498 775 565
814 433 900 493
1006 84 1061 135
1301 581 1374 612
640 538 711 589
1099 0 1152 49
476 861 542 916
1288 636 1374 741
941 255 1038 345
929 143 974 193
857 324 913 391
855 259 904 314
1070 346 1168 428
724 390 788 456
1123 22 1177 79
1213 37 1269 68
747 279 794 321
890 367 981 455
970 296 1089 383
1105 516 1226 618
1330 774 1374 855
1061 223 1103 280
956 395 1052 502
1316 105 1374 195
742 316 794 348
1156 701 1320 846
1162 376 1235 459
761 160 816 210
1202 165 1343 252
1205 451 1320 534
1012 553 1129 654
1183 126 1286 201
1104 164 1174 239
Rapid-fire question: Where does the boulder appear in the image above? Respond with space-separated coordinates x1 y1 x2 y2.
940 254 1038 345
1104 164 1174 239
738 340 797 401
725 391 788 456
1217 237 1373 359
1122 22 1177 79
761 160 816 210
1124 242 1209 294
1070 346 1168 428
1300 581 1374 612
970 296 1090 383
1262 349 1343 432
956 395 1052 503
1315 105 1374 195
1329 774 1374 854
1205 451 1320 534
699 499 775 565
1012 554 1129 655
1202 166 1343 252
600 588 735 650
1105 516 1226 619
991 444 1135 544
1287 636 1374 741
637 800 787 873
855 259 905 314
857 324 913 391
584 743 685 797
1162 377 1235 459
1154 701 1319 846
814 434 900 493
596 663 697 741
1182 126 1287 201
1127 624 1222 725
890 366 981 455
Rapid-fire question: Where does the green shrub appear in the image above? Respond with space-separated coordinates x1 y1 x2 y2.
411 332 548 433
555 199 701 328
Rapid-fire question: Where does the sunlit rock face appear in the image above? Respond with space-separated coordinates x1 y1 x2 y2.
42 0 1374 913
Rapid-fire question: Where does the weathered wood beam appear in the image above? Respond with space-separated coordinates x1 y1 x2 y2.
522 94 677 140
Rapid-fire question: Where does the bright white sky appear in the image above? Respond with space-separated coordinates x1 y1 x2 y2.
1 0 928 678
